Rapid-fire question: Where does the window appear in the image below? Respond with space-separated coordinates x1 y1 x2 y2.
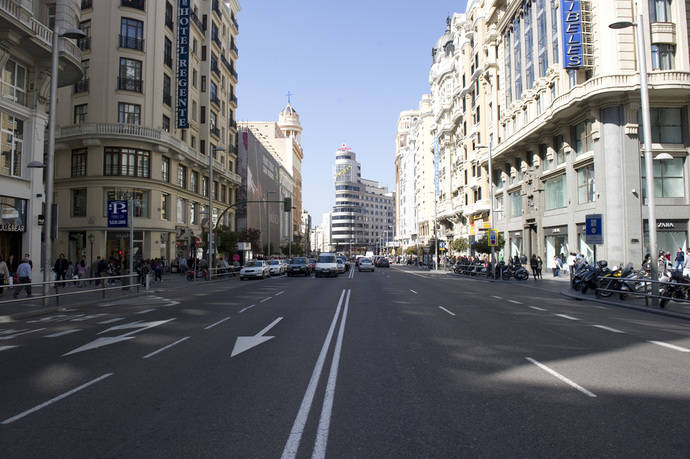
118 58 142 92
77 20 91 50
647 108 683 143
162 114 170 132
74 104 87 124
178 165 187 188
121 0 145 10
0 111 23 177
190 202 199 224
118 102 141 124
192 69 197 88
544 174 567 210
641 157 685 198
161 156 170 182
161 193 170 220
200 139 206 155
1 59 27 105
504 32 512 106
202 176 209 197
649 0 672 22
163 74 171 105
652 44 675 70
573 121 593 155
71 189 87 217
176 197 186 223
523 1 534 89
71 149 87 177
550 0 559 65
104 147 151 177
165 1 173 29
192 100 197 121
210 81 218 104
537 0 548 77
512 16 522 100
75 59 89 93
164 37 172 68
200 106 206 124
509 190 522 217
213 181 218 200
191 171 199 193
120 18 144 50
201 75 206 92
105 189 149 217
221 184 227 203
577 163 596 204
554 135 566 164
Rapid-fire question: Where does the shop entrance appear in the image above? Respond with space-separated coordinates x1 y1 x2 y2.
106 231 143 272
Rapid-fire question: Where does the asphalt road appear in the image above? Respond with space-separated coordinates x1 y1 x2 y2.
1 265 689 458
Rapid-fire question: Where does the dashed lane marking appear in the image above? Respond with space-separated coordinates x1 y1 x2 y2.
98 317 125 324
648 341 690 353
525 357 596 398
508 299 522 304
239 305 255 313
409 289 418 294
592 325 625 334
135 309 156 315
492 296 503 300
0 328 46 340
0 345 18 352
529 306 547 311
555 314 580 321
204 317 231 330
259 297 272 303
44 329 81 338
142 337 191 359
439 306 456 317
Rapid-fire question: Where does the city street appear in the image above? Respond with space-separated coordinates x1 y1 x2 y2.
1 266 689 458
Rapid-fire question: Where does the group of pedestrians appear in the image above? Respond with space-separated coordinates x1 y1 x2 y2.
0 253 34 298
134 259 165 286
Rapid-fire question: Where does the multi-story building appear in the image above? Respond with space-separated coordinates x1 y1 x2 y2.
332 144 394 254
411 95 436 246
239 103 304 245
395 109 419 248
52 0 242 266
310 212 331 253
0 0 83 270
300 210 311 254
423 0 690 268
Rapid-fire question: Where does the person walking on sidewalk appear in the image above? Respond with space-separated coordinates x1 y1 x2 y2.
566 252 576 281
674 248 685 273
13 257 32 298
530 255 539 280
54 253 68 281
0 255 9 295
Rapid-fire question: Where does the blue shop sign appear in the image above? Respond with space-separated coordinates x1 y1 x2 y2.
108 200 128 228
561 0 583 69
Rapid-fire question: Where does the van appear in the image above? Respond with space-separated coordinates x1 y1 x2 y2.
315 253 338 278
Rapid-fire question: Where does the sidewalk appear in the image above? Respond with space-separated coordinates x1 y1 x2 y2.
0 272 237 322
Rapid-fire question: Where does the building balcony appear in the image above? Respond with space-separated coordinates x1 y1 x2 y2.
650 22 676 45
117 77 143 92
228 119 237 130
230 40 239 58
191 10 205 32
210 126 220 138
212 34 222 50
211 64 221 78
0 0 83 86
221 54 233 73
210 95 221 107
77 36 90 51
81 0 92 10
121 0 145 11
229 93 238 107
74 79 89 94
212 0 222 19
119 35 144 51
230 13 239 33
163 93 171 106
55 123 242 185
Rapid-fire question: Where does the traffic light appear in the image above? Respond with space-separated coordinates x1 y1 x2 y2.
283 197 292 212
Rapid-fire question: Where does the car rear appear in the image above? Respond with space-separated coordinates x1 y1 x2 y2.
358 258 374 272
288 257 310 276
315 253 338 277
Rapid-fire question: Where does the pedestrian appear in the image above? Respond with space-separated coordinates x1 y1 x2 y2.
566 252 576 280
153 259 163 282
65 261 74 286
13 256 32 298
658 251 668 277
536 256 543 279
520 254 527 265
552 255 561 277
7 254 17 277
674 247 685 272
76 259 87 286
0 255 9 295
530 254 538 280
54 253 68 281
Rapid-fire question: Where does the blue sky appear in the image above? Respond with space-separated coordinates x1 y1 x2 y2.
236 0 467 226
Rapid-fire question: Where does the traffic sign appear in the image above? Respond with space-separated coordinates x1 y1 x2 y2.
107 200 128 228
488 229 498 247
585 214 603 244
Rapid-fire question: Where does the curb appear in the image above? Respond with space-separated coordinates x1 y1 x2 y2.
560 289 690 321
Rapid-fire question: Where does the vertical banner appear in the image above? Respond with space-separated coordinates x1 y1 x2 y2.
176 0 190 128
561 0 583 69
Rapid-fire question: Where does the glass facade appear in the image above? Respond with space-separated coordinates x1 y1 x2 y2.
544 174 567 210
641 157 685 198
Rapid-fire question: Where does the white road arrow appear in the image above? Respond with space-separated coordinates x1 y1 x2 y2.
63 318 175 356
231 317 283 358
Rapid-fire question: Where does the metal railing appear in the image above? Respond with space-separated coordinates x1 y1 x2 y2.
594 275 690 308
0 274 139 307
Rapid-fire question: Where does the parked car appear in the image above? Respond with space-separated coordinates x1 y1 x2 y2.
358 258 375 272
287 257 311 277
239 260 270 280
268 259 285 276
315 253 339 278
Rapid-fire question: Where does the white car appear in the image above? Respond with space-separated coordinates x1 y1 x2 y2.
240 260 270 280
268 259 285 276
358 258 375 272
315 253 338 278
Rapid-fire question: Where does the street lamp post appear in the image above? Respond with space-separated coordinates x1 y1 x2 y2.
266 191 277 258
476 136 496 270
88 233 95 279
41 27 86 305
609 15 659 304
209 146 225 275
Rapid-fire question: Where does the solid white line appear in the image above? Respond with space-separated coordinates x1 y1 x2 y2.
555 314 580 321
2 373 113 424
259 297 272 303
439 306 456 316
204 317 231 330
0 328 46 340
492 295 503 299
0 328 28 336
525 357 596 398
312 290 350 459
275 291 285 296
239 304 255 313
98 317 125 324
281 290 346 459
409 289 418 294
142 337 191 359
508 299 522 304
43 329 81 338
135 308 155 315
0 345 18 352
648 341 690 353
593 325 625 334
529 306 547 311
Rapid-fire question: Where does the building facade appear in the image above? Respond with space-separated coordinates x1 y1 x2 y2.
52 0 242 267
332 144 394 254
420 0 690 268
395 109 419 248
1 0 83 271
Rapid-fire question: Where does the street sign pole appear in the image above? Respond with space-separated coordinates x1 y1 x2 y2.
129 198 134 286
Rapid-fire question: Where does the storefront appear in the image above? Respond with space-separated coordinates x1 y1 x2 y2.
509 230 523 258
644 220 688 256
544 225 569 269
576 223 594 262
68 231 86 264
0 196 26 261
106 230 144 271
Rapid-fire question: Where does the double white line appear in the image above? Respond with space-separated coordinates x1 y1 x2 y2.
281 289 351 459
347 266 354 279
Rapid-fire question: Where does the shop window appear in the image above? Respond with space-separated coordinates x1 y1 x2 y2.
72 189 87 217
71 149 87 177
641 157 685 198
0 111 23 177
544 174 567 210
577 163 596 204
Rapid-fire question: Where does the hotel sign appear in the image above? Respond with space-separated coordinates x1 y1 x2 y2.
561 0 583 69
176 0 190 128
